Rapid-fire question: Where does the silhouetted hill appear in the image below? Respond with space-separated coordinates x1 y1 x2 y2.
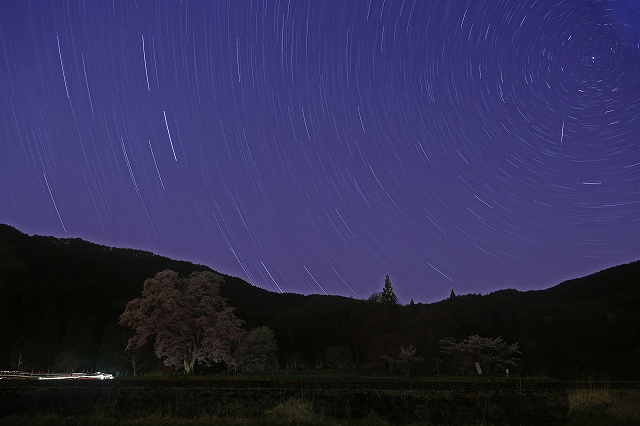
542 262 640 308
0 224 354 316
0 224 361 371
427 261 640 379
0 224 638 379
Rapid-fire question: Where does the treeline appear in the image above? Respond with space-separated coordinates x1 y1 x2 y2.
0 224 638 379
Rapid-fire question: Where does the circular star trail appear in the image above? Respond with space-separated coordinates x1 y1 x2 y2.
1 0 639 302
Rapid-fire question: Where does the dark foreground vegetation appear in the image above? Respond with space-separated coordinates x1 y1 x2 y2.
0 377 571 425
1 377 639 425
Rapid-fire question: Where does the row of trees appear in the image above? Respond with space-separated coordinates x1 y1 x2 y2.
119 270 519 376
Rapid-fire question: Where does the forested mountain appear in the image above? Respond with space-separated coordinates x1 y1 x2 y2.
0 224 638 379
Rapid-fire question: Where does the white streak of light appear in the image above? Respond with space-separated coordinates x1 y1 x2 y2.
428 262 454 281
81 54 94 115
163 111 178 161
121 138 141 198
301 107 311 142
236 38 241 83
332 267 359 298
56 35 70 99
142 35 150 91
304 266 328 295
261 262 283 293
43 173 67 233
148 140 165 190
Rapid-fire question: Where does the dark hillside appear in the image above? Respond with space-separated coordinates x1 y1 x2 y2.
0 225 264 370
1 224 638 379
0 225 361 371
428 264 640 378
541 261 640 308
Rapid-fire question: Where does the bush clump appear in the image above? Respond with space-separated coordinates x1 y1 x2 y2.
568 388 640 426
264 398 320 424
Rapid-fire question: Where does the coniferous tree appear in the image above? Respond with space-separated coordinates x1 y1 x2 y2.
380 275 399 307
450 289 456 299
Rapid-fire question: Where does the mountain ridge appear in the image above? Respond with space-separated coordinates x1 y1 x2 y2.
1 223 638 379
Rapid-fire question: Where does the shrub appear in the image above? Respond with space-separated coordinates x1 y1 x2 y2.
264 398 317 424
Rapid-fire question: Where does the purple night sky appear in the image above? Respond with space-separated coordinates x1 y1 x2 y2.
1 0 639 303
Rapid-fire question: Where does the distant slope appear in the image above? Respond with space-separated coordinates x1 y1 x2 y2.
0 224 362 371
1 224 638 379
540 261 640 308
429 260 640 378
0 224 354 312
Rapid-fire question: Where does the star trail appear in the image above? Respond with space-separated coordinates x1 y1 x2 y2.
1 0 639 302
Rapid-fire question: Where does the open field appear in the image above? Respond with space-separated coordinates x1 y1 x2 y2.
0 376 582 425
1 376 638 425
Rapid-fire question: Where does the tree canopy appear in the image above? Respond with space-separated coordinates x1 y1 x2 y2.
237 326 279 372
119 270 245 374
439 335 520 375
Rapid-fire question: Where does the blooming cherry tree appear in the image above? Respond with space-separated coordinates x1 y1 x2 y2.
439 335 520 375
120 270 245 374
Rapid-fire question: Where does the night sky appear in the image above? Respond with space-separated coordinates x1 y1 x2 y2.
1 0 639 303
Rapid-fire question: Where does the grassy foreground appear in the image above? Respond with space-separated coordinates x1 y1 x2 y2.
1 391 639 426
2 398 350 426
1 377 637 425
568 387 640 426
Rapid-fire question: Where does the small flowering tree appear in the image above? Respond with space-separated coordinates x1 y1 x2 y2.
439 335 520 375
119 270 245 374
382 345 423 376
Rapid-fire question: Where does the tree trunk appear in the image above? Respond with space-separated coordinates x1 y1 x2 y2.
183 348 197 375
184 357 195 375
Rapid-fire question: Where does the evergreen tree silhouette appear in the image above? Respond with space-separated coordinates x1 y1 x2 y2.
381 275 399 307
